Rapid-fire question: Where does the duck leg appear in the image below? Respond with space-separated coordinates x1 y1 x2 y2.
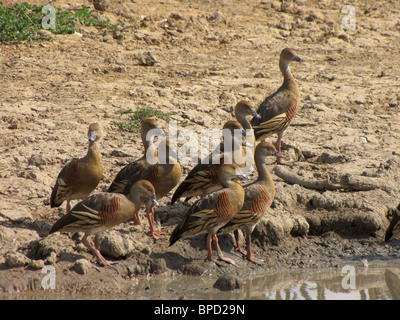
205 233 214 261
81 234 110 266
132 211 142 225
233 230 247 256
213 233 236 265
275 134 292 166
66 200 71 213
147 206 167 239
245 233 263 265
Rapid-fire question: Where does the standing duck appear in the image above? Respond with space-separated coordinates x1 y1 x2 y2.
49 180 158 266
251 48 304 165
169 164 246 264
235 100 261 146
108 119 165 194
123 139 181 239
170 120 250 204
218 141 282 263
50 123 103 213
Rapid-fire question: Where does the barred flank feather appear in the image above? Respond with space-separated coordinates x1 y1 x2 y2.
169 165 245 247
108 162 145 193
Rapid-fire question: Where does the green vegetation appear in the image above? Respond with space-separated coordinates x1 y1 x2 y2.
112 107 189 133
0 2 115 42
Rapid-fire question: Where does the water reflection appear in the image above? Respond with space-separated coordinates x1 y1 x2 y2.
125 263 400 300
2 262 400 300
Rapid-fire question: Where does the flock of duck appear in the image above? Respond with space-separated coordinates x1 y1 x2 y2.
48 48 304 266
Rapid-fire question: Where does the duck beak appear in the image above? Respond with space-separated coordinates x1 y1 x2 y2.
293 55 305 62
88 131 98 143
242 141 253 148
241 128 251 137
234 168 251 180
150 195 159 207
251 110 261 119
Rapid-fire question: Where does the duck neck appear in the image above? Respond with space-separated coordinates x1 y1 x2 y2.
235 113 251 131
223 134 243 153
280 60 298 93
255 157 275 198
86 140 101 163
142 131 152 153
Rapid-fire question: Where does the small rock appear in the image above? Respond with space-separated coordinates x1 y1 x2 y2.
149 258 167 274
44 252 57 265
290 216 309 237
179 264 205 276
338 33 349 42
93 0 109 11
207 11 225 23
5 252 30 268
254 72 266 78
8 121 18 129
110 149 131 157
305 11 325 22
135 51 158 66
316 152 346 164
141 246 152 255
0 226 15 241
28 154 48 167
253 216 286 245
29 259 45 270
276 21 292 31
113 66 126 73
170 13 185 20
102 34 114 43
72 259 91 275
100 232 134 258
302 149 317 158
213 275 242 291
279 30 290 37
270 1 282 10
126 263 144 276
36 30 53 40
218 91 234 102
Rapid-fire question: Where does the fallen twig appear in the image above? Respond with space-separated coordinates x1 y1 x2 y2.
274 166 392 193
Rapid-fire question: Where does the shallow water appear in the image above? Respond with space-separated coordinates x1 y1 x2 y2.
2 260 400 300
124 261 400 300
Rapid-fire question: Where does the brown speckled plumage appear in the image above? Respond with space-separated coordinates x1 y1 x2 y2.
49 180 157 266
108 119 165 193
251 48 304 165
169 164 245 263
50 123 103 213
122 139 181 239
219 141 280 262
171 121 249 204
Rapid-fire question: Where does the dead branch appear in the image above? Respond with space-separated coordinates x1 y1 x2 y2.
273 166 392 193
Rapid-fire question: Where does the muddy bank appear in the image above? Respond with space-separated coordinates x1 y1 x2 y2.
1 0 400 296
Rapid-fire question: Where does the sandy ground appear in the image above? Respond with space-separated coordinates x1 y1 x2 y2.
1 0 400 297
